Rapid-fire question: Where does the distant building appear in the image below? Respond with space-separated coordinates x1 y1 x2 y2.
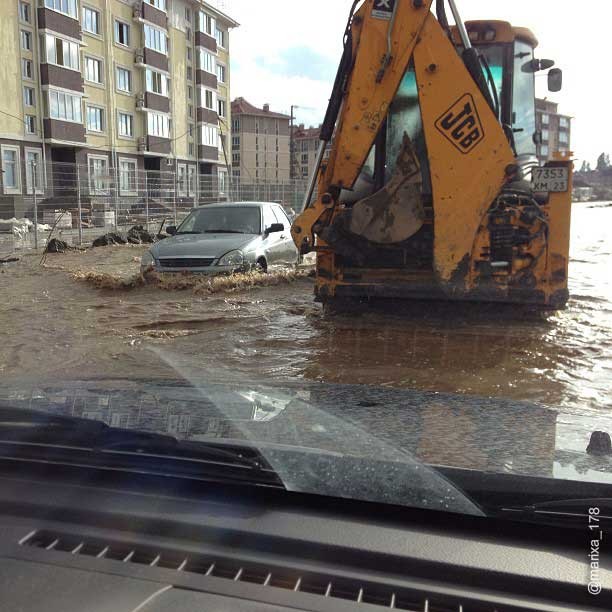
536 99 572 165
291 124 321 179
230 98 290 183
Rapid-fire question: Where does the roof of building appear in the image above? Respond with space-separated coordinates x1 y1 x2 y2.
292 124 322 139
195 0 239 28
231 98 290 120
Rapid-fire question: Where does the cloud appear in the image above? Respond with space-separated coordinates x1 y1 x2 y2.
255 47 337 83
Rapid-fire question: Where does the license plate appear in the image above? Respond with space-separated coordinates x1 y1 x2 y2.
531 167 569 193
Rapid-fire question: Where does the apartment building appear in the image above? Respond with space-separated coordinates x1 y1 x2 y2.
536 98 571 165
0 0 237 217
230 98 290 183
291 124 322 179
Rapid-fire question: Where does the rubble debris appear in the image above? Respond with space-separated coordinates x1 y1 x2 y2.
92 232 128 247
0 256 20 265
127 225 155 244
587 431 612 456
46 238 71 253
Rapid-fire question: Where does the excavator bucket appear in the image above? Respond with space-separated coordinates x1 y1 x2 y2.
348 134 425 245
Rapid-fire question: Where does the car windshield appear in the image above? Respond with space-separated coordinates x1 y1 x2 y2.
1 0 610 535
177 206 261 235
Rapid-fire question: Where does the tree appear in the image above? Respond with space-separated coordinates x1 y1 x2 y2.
596 153 610 171
579 161 591 173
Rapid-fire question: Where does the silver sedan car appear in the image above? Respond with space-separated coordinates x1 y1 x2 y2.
141 202 299 274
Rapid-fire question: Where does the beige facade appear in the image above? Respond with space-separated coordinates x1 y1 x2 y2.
291 124 321 179
230 98 290 183
536 98 572 165
0 0 237 217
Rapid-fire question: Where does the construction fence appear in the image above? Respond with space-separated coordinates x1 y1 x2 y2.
0 161 310 253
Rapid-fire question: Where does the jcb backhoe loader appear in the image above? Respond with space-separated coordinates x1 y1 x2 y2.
291 0 572 309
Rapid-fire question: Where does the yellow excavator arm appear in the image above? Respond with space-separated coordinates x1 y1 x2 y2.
292 0 573 309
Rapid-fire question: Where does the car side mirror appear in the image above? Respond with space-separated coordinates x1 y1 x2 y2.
166 226 177 236
548 68 563 93
266 223 284 234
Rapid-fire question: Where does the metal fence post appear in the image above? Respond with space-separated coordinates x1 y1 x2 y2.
32 160 38 250
114 164 119 230
76 163 83 246
144 170 149 232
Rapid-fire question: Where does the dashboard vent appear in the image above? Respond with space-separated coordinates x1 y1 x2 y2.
20 530 531 611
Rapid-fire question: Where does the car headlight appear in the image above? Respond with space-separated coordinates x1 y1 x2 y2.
141 251 155 271
217 250 245 267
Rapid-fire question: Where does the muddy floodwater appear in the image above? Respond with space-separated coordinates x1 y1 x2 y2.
2 204 611 431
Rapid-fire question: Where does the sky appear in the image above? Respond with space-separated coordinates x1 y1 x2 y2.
224 0 610 166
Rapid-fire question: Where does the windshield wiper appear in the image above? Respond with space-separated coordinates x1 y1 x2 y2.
0 405 283 488
495 498 612 527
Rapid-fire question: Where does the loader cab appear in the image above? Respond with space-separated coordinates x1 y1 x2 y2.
352 21 547 205
460 21 542 161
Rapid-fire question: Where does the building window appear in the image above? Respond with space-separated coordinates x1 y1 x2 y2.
186 27 192 41
232 136 240 148
25 148 44 194
232 169 240 179
216 63 226 83
185 7 191 22
85 56 103 83
23 87 35 107
217 99 226 118
559 117 570 129
541 129 549 142
541 144 549 157
118 112 134 137
188 123 194 137
199 11 215 36
82 6 100 35
301 153 308 164
19 2 31 23
215 26 226 48
218 169 227 194
187 86 193 100
559 131 569 144
114 20 130 46
22 59 34 80
45 34 80 70
88 155 109 195
187 47 192 62
232 118 240 131
198 49 215 74
45 0 77 19
232 152 240 164
119 158 138 195
147 112 170 138
186 66 193 81
145 0 166 10
177 163 187 196
201 123 218 148
144 24 168 55
86 106 104 132
21 30 32 51
188 142 194 157
25 115 36 134
145 69 169 96
116 67 132 93
48 89 82 122
201 88 215 110
188 166 196 196
1 146 21 194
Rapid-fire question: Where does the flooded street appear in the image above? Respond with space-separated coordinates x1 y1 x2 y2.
2 203 611 452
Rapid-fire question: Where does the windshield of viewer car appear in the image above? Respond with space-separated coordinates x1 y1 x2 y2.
178 207 261 235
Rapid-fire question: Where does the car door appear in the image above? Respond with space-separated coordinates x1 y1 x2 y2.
261 204 281 264
272 205 298 264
